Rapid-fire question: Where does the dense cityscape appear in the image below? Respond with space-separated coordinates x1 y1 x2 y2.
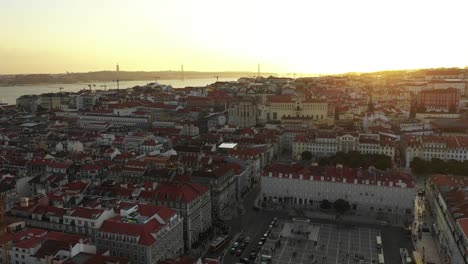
0 68 466 264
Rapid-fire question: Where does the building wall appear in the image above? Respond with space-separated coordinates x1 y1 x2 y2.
228 100 257 128
426 181 466 264
405 145 468 168
264 101 329 122
417 88 460 112
96 215 184 264
261 175 415 216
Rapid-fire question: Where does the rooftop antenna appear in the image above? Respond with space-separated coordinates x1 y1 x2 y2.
181 64 184 81
214 75 219 82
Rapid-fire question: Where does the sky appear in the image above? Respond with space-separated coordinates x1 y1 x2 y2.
1 0 468 74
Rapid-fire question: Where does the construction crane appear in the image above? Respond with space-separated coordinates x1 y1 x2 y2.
213 76 219 82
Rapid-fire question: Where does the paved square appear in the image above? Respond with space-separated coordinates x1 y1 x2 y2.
260 221 383 264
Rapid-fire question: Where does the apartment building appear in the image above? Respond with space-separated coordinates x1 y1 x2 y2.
426 175 468 264
404 135 468 167
417 88 460 112
97 203 184 264
151 181 212 250
261 95 329 123
261 163 415 218
292 132 396 160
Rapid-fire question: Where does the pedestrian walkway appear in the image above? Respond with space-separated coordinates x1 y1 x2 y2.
413 196 442 264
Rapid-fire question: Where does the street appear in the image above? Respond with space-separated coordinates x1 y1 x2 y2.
222 185 288 264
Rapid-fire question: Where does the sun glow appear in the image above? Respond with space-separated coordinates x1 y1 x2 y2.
1 0 468 74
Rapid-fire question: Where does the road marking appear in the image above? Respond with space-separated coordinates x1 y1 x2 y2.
368 228 373 263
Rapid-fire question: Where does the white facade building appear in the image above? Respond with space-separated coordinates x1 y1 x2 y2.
261 95 329 123
292 133 397 160
404 135 468 167
260 163 416 217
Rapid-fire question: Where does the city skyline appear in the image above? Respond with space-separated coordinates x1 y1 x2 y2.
2 0 468 75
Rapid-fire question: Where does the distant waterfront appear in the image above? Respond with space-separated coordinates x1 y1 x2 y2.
0 78 237 105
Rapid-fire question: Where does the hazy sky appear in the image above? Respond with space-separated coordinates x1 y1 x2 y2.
1 0 468 74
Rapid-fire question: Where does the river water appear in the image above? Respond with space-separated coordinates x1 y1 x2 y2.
0 77 238 105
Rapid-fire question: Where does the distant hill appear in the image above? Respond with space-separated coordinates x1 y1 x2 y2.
0 71 275 86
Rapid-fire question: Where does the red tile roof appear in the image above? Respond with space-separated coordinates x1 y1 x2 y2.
155 182 208 203
457 218 468 240
69 207 104 219
100 217 161 246
267 95 293 103
262 163 414 188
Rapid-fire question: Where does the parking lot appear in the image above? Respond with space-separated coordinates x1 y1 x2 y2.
261 221 383 264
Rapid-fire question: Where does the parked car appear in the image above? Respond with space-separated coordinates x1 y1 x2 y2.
380 221 389 227
230 247 236 254
240 242 247 249
245 237 251 243
249 252 257 260
233 242 239 248
236 249 243 256
239 257 250 264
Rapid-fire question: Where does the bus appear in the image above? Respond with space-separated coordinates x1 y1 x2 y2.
412 251 423 264
376 236 382 249
209 236 227 252
378 254 385 264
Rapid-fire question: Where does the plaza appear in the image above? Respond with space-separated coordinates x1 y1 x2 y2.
261 220 383 264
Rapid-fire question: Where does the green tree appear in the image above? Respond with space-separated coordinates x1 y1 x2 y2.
320 199 332 210
410 157 427 174
430 158 446 174
301 151 313 161
348 151 361 168
333 199 351 214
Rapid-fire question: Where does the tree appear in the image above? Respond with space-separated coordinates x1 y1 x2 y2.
430 158 446 174
333 199 351 214
410 157 427 174
301 151 313 161
320 199 332 210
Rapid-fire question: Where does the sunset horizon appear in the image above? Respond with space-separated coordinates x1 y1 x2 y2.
3 0 468 75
